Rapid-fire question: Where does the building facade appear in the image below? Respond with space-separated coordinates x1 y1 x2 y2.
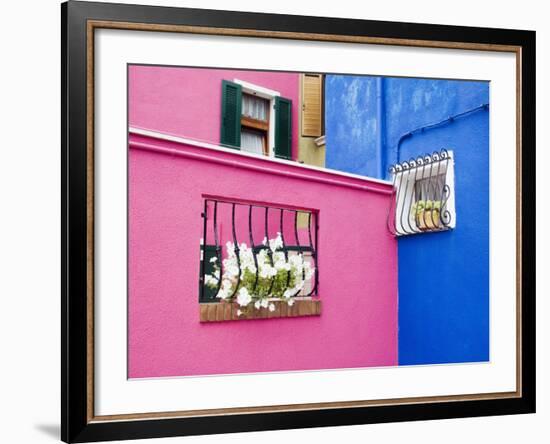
128 65 489 378
325 75 490 365
128 65 397 378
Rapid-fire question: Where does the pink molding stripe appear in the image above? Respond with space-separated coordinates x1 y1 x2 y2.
128 131 398 378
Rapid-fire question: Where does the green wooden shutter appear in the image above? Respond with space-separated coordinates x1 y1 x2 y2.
220 80 242 148
275 96 292 159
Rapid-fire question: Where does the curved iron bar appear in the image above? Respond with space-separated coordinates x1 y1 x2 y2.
248 205 259 294
291 210 306 297
386 165 399 236
264 207 276 297
304 212 318 297
419 154 435 231
386 148 454 236
228 203 242 300
403 158 417 233
407 157 424 234
397 161 412 235
212 200 223 297
199 200 208 301
431 151 445 230
390 164 406 235
439 150 452 227
440 184 452 226
279 209 292 290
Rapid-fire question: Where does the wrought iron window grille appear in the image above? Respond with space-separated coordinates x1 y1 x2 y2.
387 149 456 236
199 198 318 303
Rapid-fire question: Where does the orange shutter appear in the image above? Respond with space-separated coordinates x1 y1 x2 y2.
301 74 323 137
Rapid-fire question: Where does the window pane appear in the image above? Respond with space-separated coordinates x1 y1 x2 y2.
415 174 445 201
241 129 264 155
242 93 269 121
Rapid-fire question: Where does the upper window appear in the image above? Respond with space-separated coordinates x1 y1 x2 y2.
241 93 269 155
220 80 293 160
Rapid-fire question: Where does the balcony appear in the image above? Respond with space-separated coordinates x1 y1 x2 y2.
387 149 456 236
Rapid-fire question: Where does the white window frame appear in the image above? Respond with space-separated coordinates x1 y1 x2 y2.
234 79 280 158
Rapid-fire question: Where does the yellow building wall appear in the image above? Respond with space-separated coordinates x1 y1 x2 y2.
298 74 326 168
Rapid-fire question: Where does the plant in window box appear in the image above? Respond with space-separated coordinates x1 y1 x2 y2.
412 200 442 230
204 233 315 316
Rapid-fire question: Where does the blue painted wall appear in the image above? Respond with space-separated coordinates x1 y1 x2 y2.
325 75 490 365
325 76 381 178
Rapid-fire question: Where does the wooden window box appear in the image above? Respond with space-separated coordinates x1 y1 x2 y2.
200 299 321 323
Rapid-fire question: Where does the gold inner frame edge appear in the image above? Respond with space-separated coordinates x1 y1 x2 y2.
85 19 523 423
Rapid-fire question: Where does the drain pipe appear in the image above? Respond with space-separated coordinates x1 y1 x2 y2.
395 102 489 164
376 77 387 179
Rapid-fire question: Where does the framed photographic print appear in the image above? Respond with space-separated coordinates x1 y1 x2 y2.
61 1 536 442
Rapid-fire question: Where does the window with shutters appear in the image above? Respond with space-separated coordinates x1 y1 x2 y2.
241 93 270 156
220 79 293 160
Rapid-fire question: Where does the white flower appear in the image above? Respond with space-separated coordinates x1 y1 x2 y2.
274 259 290 271
259 263 276 278
237 309 243 316
303 261 315 280
269 233 284 252
204 274 218 287
287 298 295 306
223 256 239 274
268 303 276 312
217 279 233 299
216 288 229 300
273 252 285 262
227 265 239 277
236 287 252 307
240 249 257 274
226 241 236 257
289 254 303 267
204 232 315 303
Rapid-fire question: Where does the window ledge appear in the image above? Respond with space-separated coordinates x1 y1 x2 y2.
314 135 326 147
199 299 321 323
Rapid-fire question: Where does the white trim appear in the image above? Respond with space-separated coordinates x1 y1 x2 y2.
234 79 281 99
234 78 279 157
97 26 516 417
129 126 393 187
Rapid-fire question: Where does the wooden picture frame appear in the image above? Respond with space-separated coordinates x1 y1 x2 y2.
62 1 535 442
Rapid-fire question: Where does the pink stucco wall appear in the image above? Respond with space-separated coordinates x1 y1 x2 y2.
128 131 398 378
129 65 300 159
